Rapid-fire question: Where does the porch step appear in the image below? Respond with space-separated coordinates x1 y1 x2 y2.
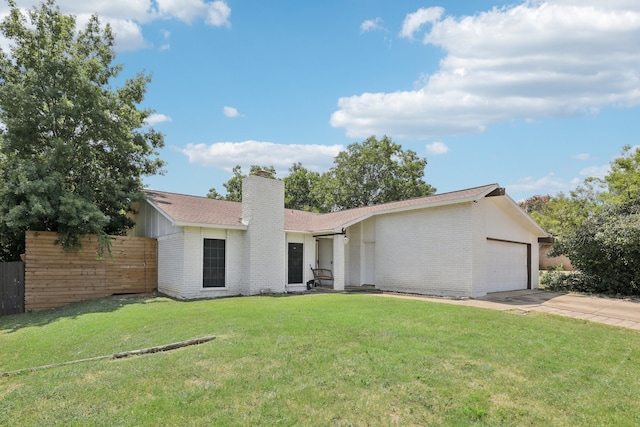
305 285 338 293
305 285 382 294
345 285 382 294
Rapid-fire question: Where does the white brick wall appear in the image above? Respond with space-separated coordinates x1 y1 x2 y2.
158 227 246 299
157 232 185 298
347 224 361 286
156 176 292 300
470 200 489 297
242 176 286 294
227 230 246 295
374 204 474 297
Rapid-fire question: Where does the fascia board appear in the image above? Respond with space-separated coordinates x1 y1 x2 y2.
284 229 316 234
174 221 247 230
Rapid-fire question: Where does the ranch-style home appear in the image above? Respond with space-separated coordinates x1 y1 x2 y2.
132 174 547 300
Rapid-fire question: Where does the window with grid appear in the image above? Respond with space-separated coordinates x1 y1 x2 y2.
203 239 225 288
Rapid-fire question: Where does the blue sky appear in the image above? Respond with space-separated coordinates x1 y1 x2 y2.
3 0 640 201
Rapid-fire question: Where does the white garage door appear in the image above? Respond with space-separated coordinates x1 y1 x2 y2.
486 240 529 293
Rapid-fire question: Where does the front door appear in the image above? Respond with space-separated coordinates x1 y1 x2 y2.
288 243 304 284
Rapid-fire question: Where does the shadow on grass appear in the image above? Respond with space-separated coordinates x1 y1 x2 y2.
2 286 406 333
476 289 565 306
0 293 164 333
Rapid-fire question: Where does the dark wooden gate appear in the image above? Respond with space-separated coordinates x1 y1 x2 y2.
0 261 25 316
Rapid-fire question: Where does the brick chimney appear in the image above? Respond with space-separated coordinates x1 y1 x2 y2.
241 174 285 294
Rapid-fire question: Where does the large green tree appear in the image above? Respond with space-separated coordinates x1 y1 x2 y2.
546 202 640 295
283 163 322 211
526 181 603 239
603 145 640 206
0 0 164 260
535 145 640 295
324 136 435 211
527 146 640 241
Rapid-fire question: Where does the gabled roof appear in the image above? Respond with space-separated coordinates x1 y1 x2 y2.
143 190 245 229
143 184 509 233
304 184 501 232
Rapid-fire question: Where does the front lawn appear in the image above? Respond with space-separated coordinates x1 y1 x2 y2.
1 293 639 426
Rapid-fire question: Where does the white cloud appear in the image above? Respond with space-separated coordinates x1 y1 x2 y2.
159 29 171 50
205 1 231 26
101 17 149 51
155 0 231 26
1 0 231 52
572 153 591 160
180 141 343 175
400 7 444 40
223 106 241 118
144 113 172 126
361 17 385 33
579 164 610 179
425 141 449 155
507 173 570 194
58 0 153 22
332 1 640 139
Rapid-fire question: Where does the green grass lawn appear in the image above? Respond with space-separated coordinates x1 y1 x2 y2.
1 293 639 426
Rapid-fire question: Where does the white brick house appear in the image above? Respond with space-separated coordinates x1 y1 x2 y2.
133 175 547 299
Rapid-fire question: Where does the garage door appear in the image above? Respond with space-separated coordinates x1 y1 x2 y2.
486 240 529 293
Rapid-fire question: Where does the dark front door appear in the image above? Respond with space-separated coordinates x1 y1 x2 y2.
288 243 303 284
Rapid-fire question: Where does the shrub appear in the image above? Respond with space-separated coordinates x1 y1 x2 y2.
549 203 640 296
540 271 599 293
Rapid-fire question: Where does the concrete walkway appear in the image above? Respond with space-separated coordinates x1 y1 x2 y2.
379 289 640 330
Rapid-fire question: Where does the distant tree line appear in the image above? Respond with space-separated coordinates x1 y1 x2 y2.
207 135 436 213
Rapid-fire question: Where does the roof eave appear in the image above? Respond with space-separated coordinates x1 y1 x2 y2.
284 228 316 234
175 222 248 230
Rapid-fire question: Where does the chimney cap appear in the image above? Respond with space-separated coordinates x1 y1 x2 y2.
253 170 272 178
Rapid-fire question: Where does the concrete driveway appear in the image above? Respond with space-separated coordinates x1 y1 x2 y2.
381 289 640 330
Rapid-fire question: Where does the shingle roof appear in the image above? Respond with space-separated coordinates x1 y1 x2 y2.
144 190 244 228
305 184 499 232
143 184 500 233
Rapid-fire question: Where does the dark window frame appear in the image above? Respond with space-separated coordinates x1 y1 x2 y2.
203 238 226 288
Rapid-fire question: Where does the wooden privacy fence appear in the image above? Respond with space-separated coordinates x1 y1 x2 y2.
0 262 25 316
25 231 157 311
